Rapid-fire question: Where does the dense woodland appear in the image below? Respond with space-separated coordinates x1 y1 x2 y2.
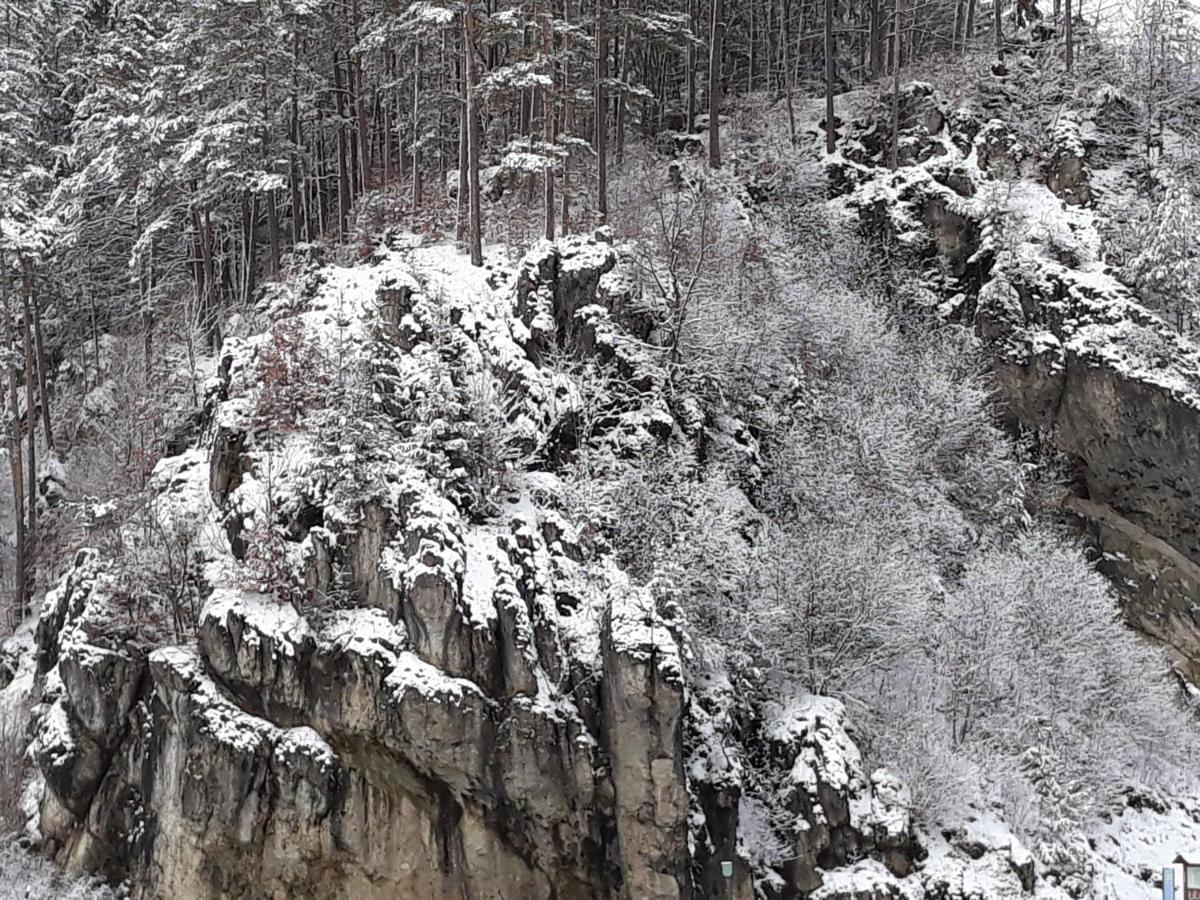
1 0 1199 659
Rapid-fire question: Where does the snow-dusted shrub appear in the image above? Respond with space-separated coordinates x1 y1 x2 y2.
0 709 26 835
456 370 529 519
0 842 116 900
938 532 1185 812
104 499 209 643
1123 166 1200 334
401 308 529 520
251 319 332 433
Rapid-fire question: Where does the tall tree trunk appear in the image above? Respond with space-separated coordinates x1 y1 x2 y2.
290 31 305 246
685 0 697 131
1064 0 1073 70
561 97 572 236
615 17 630 164
783 0 797 144
595 0 609 222
457 55 469 244
708 0 725 168
352 0 371 192
198 207 219 346
869 0 884 77
413 44 422 221
334 53 351 239
20 271 36 600
266 190 282 277
464 1 484 266
824 0 836 154
313 115 327 241
384 50 394 188
26 263 52 452
242 192 259 304
189 199 206 320
891 0 903 171
965 0 977 53
560 0 572 238
0 256 26 618
542 8 557 241
995 0 1003 58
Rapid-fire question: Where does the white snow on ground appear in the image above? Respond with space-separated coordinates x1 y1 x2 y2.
1092 798 1200 899
0 625 34 721
460 527 504 626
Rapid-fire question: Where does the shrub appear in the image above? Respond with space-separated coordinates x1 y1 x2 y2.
0 841 117 900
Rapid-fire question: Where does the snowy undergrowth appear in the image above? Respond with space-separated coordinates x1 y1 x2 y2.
595 91 1200 892
0 842 115 900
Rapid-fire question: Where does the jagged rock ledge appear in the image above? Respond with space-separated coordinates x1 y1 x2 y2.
829 81 1200 674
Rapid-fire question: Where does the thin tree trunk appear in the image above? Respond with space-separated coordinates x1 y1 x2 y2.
384 49 394 189
708 0 725 167
783 0 797 143
290 31 304 246
1065 0 1073 70
457 57 469 244
352 0 371 192
595 0 609 222
560 0 572 236
334 53 351 239
247 196 260 301
0 256 26 618
824 0 836 154
464 1 484 266
561 96 572 236
543 7 557 241
20 273 36 600
869 0 884 77
413 44 422 221
891 0 903 171
199 207 219 346
685 0 697 131
26 263 52 451
615 18 630 164
313 114 327 240
266 190 282 277
995 0 1003 58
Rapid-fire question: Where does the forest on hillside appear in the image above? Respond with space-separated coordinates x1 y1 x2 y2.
3 0 1200 898
2 0 1199 628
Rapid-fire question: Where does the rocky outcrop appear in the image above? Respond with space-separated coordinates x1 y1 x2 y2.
602 594 690 900
833 77 1200 675
33 506 620 899
27 235 925 900
765 697 916 895
978 262 1200 663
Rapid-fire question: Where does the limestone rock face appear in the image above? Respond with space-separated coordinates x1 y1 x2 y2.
27 235 922 900
764 697 916 896
832 80 1200 675
1040 118 1091 206
601 594 690 900
982 266 1200 663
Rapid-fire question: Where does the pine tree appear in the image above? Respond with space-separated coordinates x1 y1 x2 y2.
1126 169 1200 335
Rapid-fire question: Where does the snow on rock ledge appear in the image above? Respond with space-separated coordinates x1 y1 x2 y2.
831 80 1200 675
27 234 697 900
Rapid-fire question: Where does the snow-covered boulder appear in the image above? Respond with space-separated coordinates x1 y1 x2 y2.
765 696 918 894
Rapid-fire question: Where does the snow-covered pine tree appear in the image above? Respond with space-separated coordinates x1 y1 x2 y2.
1126 167 1200 334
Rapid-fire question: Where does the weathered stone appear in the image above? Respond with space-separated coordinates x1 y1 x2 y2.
209 423 247 507
601 593 690 900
